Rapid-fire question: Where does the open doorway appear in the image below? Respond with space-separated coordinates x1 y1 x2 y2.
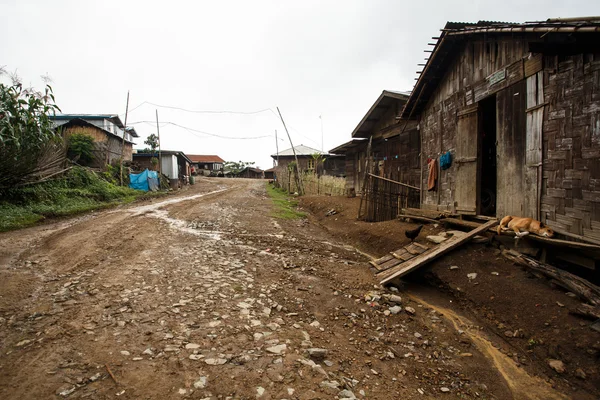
479 95 497 216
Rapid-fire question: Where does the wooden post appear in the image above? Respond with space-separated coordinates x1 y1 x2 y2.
358 136 373 219
275 130 279 167
119 91 130 186
276 107 304 195
156 110 162 181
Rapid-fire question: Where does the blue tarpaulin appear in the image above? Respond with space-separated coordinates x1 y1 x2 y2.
129 169 159 191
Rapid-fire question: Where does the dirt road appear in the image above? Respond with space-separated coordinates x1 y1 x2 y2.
0 179 581 399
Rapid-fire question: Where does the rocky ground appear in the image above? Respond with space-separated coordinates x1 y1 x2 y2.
0 178 595 399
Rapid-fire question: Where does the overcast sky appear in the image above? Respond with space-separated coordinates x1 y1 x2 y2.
2 1 598 169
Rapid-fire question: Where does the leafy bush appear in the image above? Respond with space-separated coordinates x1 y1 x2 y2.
67 132 94 165
0 75 62 190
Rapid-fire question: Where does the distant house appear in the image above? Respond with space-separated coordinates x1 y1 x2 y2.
187 155 225 176
271 145 344 176
235 167 264 179
264 167 276 180
50 114 138 168
132 150 192 189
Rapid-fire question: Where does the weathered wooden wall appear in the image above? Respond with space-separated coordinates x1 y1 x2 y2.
417 33 600 240
541 53 600 240
420 36 530 213
375 129 421 187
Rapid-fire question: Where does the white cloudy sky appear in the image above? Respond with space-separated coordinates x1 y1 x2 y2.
2 1 597 169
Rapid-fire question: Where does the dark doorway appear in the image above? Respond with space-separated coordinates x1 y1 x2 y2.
479 96 497 216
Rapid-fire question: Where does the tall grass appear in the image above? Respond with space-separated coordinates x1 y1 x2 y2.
272 166 346 196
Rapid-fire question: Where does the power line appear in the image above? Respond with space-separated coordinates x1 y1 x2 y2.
119 101 272 116
128 120 272 140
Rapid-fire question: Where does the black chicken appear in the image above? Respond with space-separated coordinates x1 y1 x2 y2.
405 224 424 242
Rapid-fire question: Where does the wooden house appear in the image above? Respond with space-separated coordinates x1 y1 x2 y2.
271 145 345 177
51 114 138 168
401 18 600 241
264 167 276 180
235 167 264 179
330 90 420 197
187 155 225 176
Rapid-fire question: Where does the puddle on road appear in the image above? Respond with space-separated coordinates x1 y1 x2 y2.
129 188 230 215
127 188 230 240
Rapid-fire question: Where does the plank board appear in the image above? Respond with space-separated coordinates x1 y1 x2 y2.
370 243 430 272
378 220 498 284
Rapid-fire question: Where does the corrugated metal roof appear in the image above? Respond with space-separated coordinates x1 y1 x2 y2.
272 145 324 157
401 17 600 118
351 90 410 138
50 114 139 137
57 118 136 144
187 155 225 163
329 139 367 154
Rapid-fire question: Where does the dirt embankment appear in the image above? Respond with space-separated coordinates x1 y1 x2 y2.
300 194 600 399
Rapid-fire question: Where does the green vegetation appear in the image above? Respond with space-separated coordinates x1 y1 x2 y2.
224 160 255 175
0 167 161 232
144 133 160 167
67 132 95 165
266 182 306 220
0 74 62 190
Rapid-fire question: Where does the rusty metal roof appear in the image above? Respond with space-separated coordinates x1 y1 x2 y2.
187 155 225 163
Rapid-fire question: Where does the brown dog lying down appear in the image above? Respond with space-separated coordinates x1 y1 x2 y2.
497 216 554 238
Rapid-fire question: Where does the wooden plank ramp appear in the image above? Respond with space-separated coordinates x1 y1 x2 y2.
369 242 429 272
378 220 498 285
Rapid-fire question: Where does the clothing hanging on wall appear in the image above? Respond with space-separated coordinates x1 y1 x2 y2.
428 158 438 191
440 151 452 170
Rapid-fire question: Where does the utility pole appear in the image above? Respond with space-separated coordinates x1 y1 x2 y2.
320 114 324 152
277 107 304 195
274 130 279 167
119 91 130 186
156 110 162 181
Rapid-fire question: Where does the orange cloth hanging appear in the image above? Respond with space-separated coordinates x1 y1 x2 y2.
428 158 438 191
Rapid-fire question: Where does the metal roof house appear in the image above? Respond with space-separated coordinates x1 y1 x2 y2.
187 155 225 176
271 145 344 177
50 114 139 167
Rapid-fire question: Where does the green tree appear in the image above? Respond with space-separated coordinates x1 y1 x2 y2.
0 71 62 190
67 133 94 165
144 133 159 168
224 160 255 174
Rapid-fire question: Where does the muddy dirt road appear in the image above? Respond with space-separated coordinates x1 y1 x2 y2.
0 179 583 399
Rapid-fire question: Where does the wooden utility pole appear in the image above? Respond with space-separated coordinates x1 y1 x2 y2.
275 130 279 167
276 107 303 195
156 110 162 180
119 91 130 186
320 114 324 152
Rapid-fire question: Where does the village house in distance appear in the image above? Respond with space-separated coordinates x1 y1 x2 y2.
50 114 138 168
187 155 225 176
271 145 345 176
